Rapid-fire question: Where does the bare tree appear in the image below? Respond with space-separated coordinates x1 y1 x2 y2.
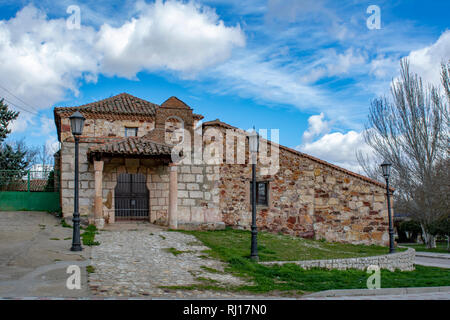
35 144 54 169
361 59 449 248
356 149 382 181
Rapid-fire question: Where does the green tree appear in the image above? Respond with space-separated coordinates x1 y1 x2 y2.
0 98 19 143
44 169 55 192
429 216 450 251
0 99 37 189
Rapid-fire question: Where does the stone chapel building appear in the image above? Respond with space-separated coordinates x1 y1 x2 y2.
53 93 392 245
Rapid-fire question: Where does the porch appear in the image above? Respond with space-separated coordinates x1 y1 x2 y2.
88 137 179 229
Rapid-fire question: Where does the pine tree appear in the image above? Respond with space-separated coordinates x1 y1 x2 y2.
0 99 19 143
0 99 32 188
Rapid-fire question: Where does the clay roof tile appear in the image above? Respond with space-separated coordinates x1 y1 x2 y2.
88 136 172 158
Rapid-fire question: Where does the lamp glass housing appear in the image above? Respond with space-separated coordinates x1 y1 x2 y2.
381 161 392 178
69 111 85 136
248 129 259 153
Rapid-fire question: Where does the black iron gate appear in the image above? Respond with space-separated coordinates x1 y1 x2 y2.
114 173 149 220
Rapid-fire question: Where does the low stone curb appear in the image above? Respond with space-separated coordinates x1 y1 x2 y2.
259 248 415 271
304 286 450 298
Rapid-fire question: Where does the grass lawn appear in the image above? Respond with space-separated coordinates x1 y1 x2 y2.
81 224 100 246
402 242 449 254
182 228 404 262
169 228 450 295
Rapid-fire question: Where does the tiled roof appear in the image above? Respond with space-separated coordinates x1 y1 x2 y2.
0 179 48 192
54 93 158 118
193 113 204 120
88 137 172 157
161 96 192 109
203 119 391 190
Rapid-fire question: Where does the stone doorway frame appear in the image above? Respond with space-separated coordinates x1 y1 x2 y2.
91 156 178 230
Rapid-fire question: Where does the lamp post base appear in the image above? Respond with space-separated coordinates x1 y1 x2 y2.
70 245 83 252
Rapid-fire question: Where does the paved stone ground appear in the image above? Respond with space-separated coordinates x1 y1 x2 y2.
413 251 450 269
0 211 91 298
89 222 269 298
415 256 450 268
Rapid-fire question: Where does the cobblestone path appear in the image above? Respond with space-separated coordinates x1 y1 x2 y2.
88 223 265 298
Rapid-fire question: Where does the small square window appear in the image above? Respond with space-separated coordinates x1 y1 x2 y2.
250 181 269 206
125 127 138 137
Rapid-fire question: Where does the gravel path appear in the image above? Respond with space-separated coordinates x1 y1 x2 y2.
89 223 267 298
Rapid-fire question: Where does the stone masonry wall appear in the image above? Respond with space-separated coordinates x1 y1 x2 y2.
176 164 224 229
215 125 390 246
59 117 154 142
261 248 415 271
60 141 95 217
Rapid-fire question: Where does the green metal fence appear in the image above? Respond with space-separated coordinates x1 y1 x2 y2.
0 170 61 212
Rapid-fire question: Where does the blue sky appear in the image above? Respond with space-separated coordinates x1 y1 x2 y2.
0 0 449 172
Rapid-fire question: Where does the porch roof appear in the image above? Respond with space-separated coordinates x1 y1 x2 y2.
88 136 172 159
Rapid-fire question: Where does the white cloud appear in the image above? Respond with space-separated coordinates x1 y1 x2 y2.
301 48 367 83
326 48 366 76
302 112 330 143
39 116 55 136
0 5 99 110
408 30 450 86
96 0 245 78
297 114 373 173
210 49 332 112
299 130 373 173
367 30 450 91
8 112 36 134
45 135 60 156
0 1 245 135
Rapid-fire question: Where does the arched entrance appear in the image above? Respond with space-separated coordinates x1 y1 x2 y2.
114 173 149 220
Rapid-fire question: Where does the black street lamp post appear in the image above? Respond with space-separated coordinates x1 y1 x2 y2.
248 128 259 261
70 111 85 252
381 161 395 254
